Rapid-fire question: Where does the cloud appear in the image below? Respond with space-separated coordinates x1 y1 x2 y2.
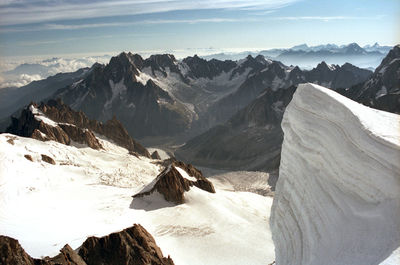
272 15 385 21
0 73 42 88
1 17 256 33
0 55 112 88
0 0 299 26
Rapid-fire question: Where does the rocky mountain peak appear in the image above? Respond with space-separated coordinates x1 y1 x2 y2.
182 54 235 79
133 161 215 204
6 99 150 157
375 44 400 74
342 43 365 54
106 52 141 82
315 61 332 71
0 225 174 265
79 224 175 265
143 54 181 77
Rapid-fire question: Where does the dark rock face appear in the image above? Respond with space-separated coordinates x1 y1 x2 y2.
46 245 87 265
0 236 39 265
24 154 33 161
337 44 400 114
177 86 297 173
205 59 372 128
6 103 103 151
144 54 183 79
41 154 55 165
1 224 174 265
78 224 174 265
182 55 236 79
6 99 150 157
55 52 192 139
151 151 161 160
41 99 148 156
134 161 215 204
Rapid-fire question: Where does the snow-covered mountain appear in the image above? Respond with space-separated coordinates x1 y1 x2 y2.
0 102 275 265
337 44 400 114
176 59 373 172
201 43 391 69
271 83 400 265
0 51 373 141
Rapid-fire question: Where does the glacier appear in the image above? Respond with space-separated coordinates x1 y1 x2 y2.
270 83 400 265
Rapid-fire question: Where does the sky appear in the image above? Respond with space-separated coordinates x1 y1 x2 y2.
0 0 399 58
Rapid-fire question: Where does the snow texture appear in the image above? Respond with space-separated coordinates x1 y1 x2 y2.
270 83 400 265
29 105 58 127
0 133 274 265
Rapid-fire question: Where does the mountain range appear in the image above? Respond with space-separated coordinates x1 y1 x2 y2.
0 45 398 176
176 45 400 172
202 42 391 69
0 51 373 140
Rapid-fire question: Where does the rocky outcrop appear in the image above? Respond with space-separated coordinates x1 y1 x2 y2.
6 99 150 157
39 99 149 156
1 224 174 265
337 44 400 114
6 103 103 150
49 244 87 265
134 161 215 204
151 151 161 160
41 154 55 165
0 235 41 265
78 224 174 265
270 83 400 265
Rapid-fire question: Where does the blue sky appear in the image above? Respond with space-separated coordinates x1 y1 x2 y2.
0 0 399 58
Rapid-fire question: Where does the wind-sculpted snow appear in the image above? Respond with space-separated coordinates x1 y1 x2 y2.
270 83 400 265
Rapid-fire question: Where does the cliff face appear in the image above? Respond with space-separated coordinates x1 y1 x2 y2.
6 99 149 157
0 224 174 265
270 83 400 265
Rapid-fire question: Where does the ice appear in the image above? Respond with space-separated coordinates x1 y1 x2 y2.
270 83 400 265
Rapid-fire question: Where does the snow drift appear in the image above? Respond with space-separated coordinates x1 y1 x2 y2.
270 83 400 265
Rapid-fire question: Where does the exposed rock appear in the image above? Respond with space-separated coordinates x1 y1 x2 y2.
58 124 102 150
134 161 215 204
55 52 192 139
40 99 149 156
24 154 33 162
1 224 175 265
0 235 40 265
177 86 296 173
41 154 55 165
6 103 102 151
6 100 150 157
151 151 161 160
78 224 174 265
49 244 87 265
337 44 400 114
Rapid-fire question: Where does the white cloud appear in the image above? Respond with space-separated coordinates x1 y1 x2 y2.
0 0 299 26
0 55 112 88
0 73 42 88
272 15 384 21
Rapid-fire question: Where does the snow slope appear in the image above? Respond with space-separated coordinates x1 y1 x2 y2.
0 133 274 264
270 83 400 265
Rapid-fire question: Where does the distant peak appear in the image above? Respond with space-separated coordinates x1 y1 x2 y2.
246 54 254 60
